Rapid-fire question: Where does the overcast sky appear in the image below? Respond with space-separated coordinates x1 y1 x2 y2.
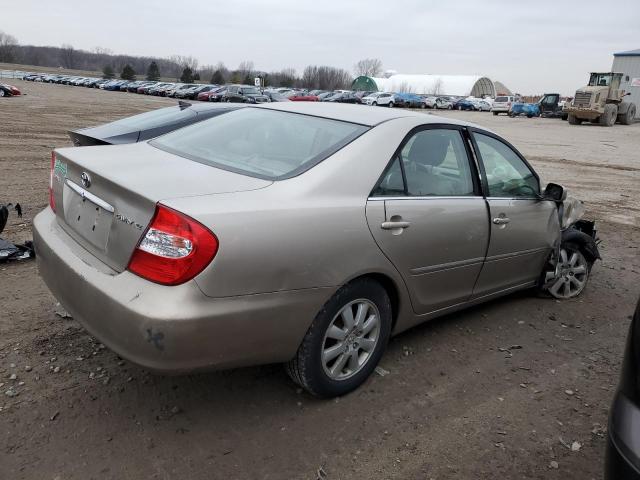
5 0 640 95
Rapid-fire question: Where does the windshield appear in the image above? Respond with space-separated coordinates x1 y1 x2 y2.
495 96 509 102
589 73 612 87
151 108 368 180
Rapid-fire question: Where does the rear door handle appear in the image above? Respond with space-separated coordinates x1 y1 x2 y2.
492 217 511 225
381 221 411 230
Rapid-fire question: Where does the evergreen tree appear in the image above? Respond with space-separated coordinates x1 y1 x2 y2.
180 67 194 83
210 70 225 85
146 61 160 81
120 64 136 80
102 65 115 79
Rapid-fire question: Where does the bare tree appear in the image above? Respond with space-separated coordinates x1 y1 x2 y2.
60 44 76 69
0 31 18 63
396 81 414 93
354 58 383 77
302 65 351 90
429 78 443 95
237 60 254 75
93 46 113 56
168 55 199 72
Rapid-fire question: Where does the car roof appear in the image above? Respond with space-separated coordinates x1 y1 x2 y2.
254 101 476 127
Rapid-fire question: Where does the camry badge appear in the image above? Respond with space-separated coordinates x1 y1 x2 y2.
80 172 91 188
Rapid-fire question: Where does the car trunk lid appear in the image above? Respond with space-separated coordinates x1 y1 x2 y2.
51 142 271 272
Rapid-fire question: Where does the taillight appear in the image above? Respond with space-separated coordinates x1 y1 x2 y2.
128 204 218 286
49 151 56 212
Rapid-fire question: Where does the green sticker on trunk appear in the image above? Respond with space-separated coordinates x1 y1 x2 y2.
53 158 67 180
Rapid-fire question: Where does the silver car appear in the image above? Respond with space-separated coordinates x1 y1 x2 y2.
33 103 599 397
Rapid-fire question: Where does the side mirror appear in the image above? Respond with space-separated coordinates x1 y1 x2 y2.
542 183 566 202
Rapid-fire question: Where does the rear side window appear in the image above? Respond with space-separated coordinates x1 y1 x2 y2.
373 129 475 197
151 108 368 180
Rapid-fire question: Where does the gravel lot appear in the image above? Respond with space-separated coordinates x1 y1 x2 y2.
1 80 639 479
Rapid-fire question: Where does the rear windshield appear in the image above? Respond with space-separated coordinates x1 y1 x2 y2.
151 108 368 180
495 96 509 102
101 106 196 129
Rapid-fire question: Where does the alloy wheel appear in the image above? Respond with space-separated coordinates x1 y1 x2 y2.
545 248 588 299
321 299 381 380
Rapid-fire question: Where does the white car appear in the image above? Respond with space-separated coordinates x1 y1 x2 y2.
475 100 492 111
362 92 396 107
422 96 438 108
491 96 517 115
434 97 453 110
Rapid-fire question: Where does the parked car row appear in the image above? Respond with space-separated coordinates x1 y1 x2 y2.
20 72 504 112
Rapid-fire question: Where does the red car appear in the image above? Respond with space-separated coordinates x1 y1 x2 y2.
285 90 319 102
0 83 21 97
197 87 225 102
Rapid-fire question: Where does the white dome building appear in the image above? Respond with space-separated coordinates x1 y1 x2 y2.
352 74 508 98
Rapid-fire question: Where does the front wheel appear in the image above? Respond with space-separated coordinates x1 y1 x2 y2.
286 279 392 397
539 242 592 299
388 102 394 108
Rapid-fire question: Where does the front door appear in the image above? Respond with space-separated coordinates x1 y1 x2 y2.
470 130 559 297
367 126 490 315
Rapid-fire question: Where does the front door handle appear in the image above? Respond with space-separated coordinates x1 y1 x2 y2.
492 217 511 225
381 221 411 230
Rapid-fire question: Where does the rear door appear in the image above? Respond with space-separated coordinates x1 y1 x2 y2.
366 126 490 315
469 130 558 297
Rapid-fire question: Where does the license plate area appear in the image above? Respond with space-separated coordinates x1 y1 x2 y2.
62 180 114 251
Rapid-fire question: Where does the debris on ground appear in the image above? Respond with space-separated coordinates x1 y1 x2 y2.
374 366 390 377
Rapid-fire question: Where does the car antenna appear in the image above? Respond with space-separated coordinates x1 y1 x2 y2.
178 100 192 110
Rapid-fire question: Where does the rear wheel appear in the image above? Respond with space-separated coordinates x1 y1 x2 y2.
420 102 426 109
388 102 394 108
599 104 617 126
372 101 377 106
286 279 392 397
619 103 636 125
568 114 582 125
492 111 498 116
0 89 5 97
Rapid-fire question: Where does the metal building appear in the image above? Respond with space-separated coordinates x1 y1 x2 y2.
351 74 511 98
612 48 640 118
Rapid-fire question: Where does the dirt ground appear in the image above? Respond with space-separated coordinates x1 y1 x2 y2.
1 80 639 480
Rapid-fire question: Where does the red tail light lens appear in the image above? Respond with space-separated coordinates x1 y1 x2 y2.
49 151 56 212
128 204 218 286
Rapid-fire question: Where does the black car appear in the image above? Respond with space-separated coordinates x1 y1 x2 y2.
538 93 569 120
67 102 245 146
262 91 292 102
606 298 640 479
323 92 361 104
221 85 269 103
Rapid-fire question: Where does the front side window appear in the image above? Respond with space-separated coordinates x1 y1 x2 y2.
474 133 539 198
152 108 368 180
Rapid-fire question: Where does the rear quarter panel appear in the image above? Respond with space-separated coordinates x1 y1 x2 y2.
163 119 429 312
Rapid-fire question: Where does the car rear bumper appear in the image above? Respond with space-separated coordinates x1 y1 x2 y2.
33 208 332 373
605 392 640 479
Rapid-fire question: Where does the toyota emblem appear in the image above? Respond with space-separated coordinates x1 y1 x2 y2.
81 172 91 188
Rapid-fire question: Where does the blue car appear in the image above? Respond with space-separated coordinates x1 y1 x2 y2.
454 99 478 111
394 93 426 109
509 102 540 118
103 80 129 91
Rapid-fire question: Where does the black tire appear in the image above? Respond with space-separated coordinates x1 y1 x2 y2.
372 101 377 106
286 278 392 398
420 103 426 109
568 114 582 125
599 104 617 127
620 103 636 125
388 102 394 108
0 89 5 97
492 111 498 116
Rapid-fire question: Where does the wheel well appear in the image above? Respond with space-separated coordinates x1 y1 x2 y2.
348 273 400 329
